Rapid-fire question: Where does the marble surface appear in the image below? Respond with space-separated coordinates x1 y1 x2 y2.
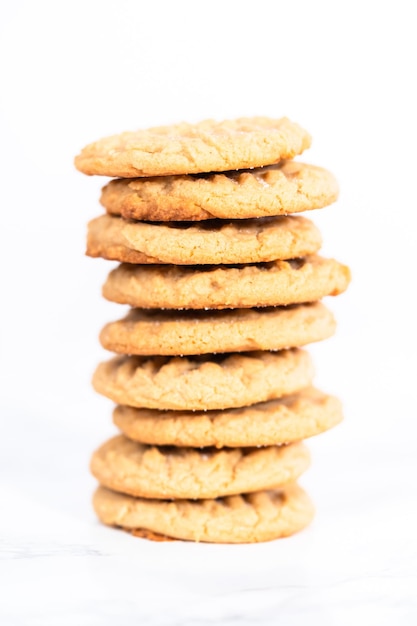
1 401 416 626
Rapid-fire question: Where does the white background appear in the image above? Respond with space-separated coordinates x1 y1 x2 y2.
1 1 416 624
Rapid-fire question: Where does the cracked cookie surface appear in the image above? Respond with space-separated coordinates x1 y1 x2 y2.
100 161 337 220
113 387 343 448
90 434 310 499
102 255 351 309
93 483 314 543
87 213 322 265
92 349 314 411
99 302 335 356
74 116 311 177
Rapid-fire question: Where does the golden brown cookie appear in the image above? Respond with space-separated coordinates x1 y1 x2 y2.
87 214 322 265
74 117 311 177
86 214 159 264
93 484 315 543
101 161 338 221
90 434 310 499
113 387 342 448
102 255 351 310
92 349 314 411
99 302 335 356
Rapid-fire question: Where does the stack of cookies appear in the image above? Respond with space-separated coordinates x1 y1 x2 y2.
75 117 350 543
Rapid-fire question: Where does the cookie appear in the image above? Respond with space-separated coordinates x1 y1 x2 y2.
113 387 342 448
93 483 314 543
87 214 322 265
101 161 338 221
86 214 159 264
92 349 314 411
90 434 310 499
99 302 335 356
102 255 351 310
74 116 311 177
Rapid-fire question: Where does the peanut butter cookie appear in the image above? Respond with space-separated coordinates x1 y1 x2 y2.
100 161 337 220
74 116 311 177
102 255 351 309
99 302 335 356
92 349 314 411
93 484 315 543
87 213 322 264
113 387 342 448
90 435 310 499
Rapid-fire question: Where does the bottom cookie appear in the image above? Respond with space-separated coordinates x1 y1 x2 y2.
93 484 314 543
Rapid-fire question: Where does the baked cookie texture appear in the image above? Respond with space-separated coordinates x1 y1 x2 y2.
90 434 310 500
87 213 322 265
99 302 336 356
102 255 351 309
100 161 338 221
92 349 314 411
113 387 343 448
93 484 315 543
74 117 311 177
86 214 159 264
76 115 350 543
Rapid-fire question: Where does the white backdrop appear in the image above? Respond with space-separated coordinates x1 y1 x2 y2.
1 1 416 624
1 0 416 438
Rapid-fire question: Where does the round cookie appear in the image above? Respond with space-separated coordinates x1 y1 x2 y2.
90 435 310 500
100 302 336 356
113 387 343 448
74 116 311 177
102 255 351 310
93 484 315 543
101 161 338 221
87 214 322 265
92 349 314 411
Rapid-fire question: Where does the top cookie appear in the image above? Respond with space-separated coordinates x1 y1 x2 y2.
74 117 311 177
